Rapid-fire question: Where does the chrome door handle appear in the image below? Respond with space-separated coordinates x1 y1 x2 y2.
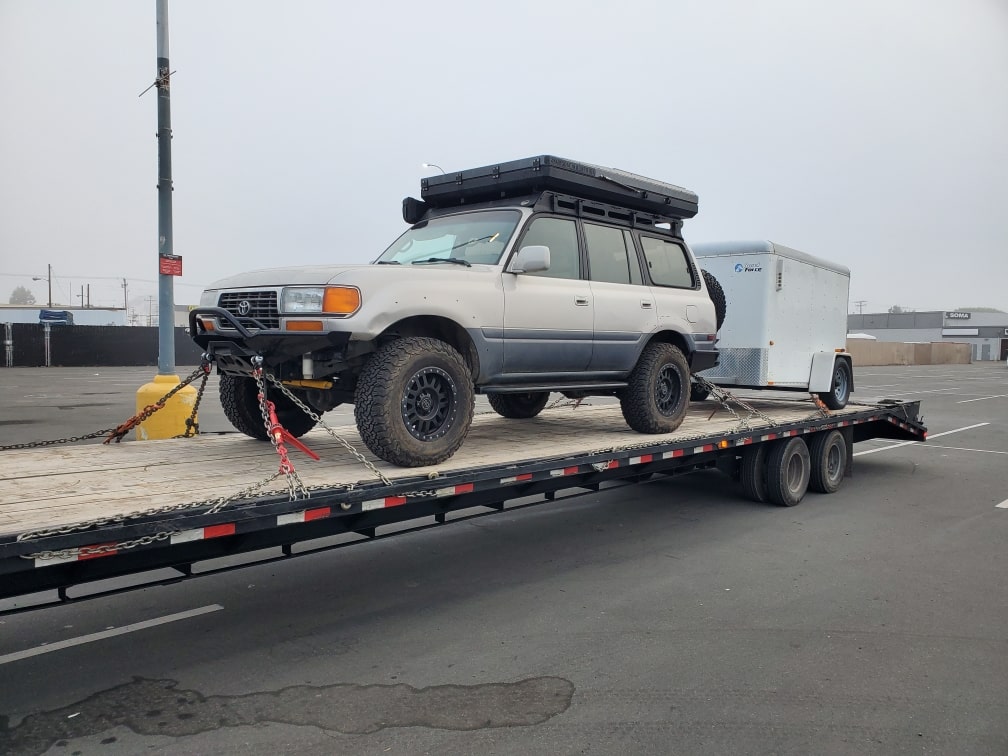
575 296 589 306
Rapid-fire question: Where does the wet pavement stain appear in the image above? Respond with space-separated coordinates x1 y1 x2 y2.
0 675 575 754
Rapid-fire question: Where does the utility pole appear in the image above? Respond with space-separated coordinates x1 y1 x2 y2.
134 0 195 440
122 278 128 315
853 300 867 315
155 0 175 374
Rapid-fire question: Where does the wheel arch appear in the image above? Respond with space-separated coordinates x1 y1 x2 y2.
378 315 480 378
643 330 692 362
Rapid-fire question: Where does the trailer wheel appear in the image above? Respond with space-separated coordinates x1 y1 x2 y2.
701 269 727 331
690 383 711 402
818 358 852 410
808 430 847 494
354 336 474 467
765 437 811 507
739 445 770 503
487 391 550 419
621 343 690 434
219 373 319 440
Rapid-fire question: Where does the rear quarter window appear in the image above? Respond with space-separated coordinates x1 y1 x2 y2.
639 236 696 288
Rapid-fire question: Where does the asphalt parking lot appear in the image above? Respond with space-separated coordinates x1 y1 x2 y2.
0 363 1006 754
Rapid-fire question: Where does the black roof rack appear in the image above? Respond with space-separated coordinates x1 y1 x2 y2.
420 155 698 220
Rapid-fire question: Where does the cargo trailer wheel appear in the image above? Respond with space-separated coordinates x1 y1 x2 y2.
621 343 690 434
219 373 319 440
690 383 711 402
808 430 847 494
739 445 770 503
765 437 811 507
818 359 852 410
354 336 474 467
487 391 550 419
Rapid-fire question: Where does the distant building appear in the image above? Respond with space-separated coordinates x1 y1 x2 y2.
0 305 127 326
847 310 1008 361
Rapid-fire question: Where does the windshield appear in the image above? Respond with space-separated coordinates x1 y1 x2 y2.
375 210 521 266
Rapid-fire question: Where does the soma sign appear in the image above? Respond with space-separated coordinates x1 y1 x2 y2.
945 311 971 320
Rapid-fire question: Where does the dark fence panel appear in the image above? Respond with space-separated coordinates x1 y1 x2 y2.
11 323 45 366
3 324 204 367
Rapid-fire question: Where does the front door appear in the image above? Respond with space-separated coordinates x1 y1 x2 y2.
502 216 592 375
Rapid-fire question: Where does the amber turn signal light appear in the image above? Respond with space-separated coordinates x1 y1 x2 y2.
323 287 361 315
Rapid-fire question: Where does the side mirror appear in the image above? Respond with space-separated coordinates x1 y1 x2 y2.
508 245 550 274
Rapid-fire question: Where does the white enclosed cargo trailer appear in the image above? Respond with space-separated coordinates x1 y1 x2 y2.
692 240 853 409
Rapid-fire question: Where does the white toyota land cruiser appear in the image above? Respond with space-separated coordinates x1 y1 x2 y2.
191 156 724 466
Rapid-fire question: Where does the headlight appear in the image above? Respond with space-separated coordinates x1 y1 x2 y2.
281 286 361 315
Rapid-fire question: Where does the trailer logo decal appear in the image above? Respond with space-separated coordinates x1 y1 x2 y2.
734 263 763 273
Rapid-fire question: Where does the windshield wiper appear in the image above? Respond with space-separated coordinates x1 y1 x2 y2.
375 260 400 265
449 232 500 252
412 257 472 267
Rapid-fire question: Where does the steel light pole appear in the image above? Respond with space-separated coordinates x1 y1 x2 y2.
421 162 446 174
32 264 52 307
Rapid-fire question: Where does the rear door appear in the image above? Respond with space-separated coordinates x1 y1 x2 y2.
584 223 655 373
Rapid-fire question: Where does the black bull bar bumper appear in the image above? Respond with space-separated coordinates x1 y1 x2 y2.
189 307 351 373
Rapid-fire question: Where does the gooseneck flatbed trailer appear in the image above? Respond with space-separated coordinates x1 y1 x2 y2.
0 396 925 611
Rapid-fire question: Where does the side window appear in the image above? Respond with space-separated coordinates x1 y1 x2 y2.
639 236 696 288
518 217 580 280
584 223 632 285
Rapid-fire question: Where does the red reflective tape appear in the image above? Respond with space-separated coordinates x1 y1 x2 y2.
455 483 474 494
385 496 407 507
564 466 579 476
78 543 117 560
204 523 236 539
304 507 330 522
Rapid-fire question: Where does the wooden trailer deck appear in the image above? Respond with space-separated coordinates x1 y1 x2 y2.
0 400 858 538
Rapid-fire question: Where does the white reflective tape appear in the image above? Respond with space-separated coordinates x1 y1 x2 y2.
276 511 306 526
362 499 385 511
170 529 204 544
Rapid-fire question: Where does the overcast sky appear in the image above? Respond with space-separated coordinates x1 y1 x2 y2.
2 0 1006 315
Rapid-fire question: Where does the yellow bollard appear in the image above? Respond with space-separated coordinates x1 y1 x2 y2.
135 374 199 440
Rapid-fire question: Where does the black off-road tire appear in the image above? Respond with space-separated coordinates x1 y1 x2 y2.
739 444 770 503
620 343 690 434
765 437 811 507
354 336 474 467
808 430 847 494
818 358 852 410
702 269 727 331
487 391 550 419
219 373 319 440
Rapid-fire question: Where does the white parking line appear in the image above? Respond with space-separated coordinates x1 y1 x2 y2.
853 423 989 457
957 394 1008 404
997 501 1008 509
923 445 1008 455
0 604 223 665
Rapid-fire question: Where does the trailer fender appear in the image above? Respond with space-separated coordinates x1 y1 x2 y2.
808 352 851 393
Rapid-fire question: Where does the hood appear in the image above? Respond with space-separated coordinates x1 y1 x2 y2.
205 264 372 289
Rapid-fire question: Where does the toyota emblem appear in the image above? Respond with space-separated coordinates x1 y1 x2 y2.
237 300 251 316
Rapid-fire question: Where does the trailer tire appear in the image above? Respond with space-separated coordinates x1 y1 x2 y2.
487 391 550 419
702 269 727 331
808 430 847 494
219 373 319 440
690 383 711 402
354 336 474 467
739 445 770 503
621 343 690 434
765 437 811 507
818 358 852 410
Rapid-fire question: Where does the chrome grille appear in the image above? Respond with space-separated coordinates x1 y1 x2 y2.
217 290 280 329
